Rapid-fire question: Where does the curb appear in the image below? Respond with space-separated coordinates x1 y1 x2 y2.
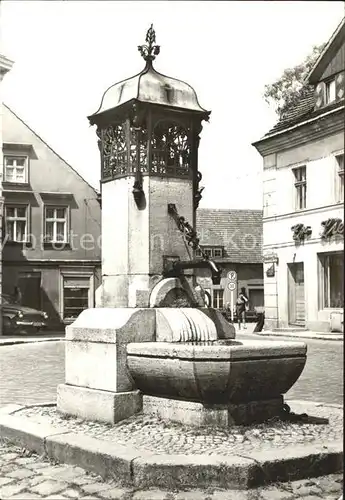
257 332 343 342
0 403 343 490
0 337 65 347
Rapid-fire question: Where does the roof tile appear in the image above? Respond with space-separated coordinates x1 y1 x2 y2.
196 209 263 264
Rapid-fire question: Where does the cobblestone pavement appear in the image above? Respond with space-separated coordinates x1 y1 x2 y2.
1 334 343 407
14 401 343 457
0 342 65 406
0 442 343 500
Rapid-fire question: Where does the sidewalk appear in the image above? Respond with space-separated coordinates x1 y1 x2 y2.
233 323 343 341
0 332 65 347
257 330 343 341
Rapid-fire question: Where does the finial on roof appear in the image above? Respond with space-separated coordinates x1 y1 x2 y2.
138 24 160 64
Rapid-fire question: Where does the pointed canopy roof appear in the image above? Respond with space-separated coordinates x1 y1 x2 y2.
88 25 209 123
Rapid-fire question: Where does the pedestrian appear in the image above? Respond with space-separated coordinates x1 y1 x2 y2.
236 287 249 330
13 286 22 305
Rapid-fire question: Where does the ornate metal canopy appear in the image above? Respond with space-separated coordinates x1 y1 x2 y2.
89 26 210 211
88 25 209 121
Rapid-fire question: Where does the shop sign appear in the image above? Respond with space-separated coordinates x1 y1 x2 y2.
291 223 312 243
263 253 279 264
321 218 344 240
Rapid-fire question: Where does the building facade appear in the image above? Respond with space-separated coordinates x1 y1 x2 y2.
195 209 264 312
1 104 101 331
0 0 14 334
253 19 344 332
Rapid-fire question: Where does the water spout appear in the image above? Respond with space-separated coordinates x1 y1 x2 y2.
164 258 222 285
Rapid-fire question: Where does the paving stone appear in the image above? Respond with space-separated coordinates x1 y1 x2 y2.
0 481 28 498
174 490 210 500
61 488 82 498
7 467 35 479
45 496 70 500
1 453 19 461
26 461 52 470
259 487 294 500
211 491 249 499
39 465 72 477
99 487 133 499
0 477 15 487
15 457 36 465
0 463 17 474
46 466 87 482
68 476 96 486
82 482 117 494
80 497 104 500
132 490 171 500
298 497 324 500
4 494 42 499
31 479 70 496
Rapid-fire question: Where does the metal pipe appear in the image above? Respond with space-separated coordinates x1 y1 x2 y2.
171 259 222 285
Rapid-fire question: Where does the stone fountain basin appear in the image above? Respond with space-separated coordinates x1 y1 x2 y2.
126 339 307 404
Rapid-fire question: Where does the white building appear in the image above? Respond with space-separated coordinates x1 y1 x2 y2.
253 18 344 333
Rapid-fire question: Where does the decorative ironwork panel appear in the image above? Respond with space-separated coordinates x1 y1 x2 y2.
151 122 191 177
101 124 127 179
129 127 148 173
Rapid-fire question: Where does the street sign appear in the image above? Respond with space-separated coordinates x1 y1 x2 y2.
227 270 237 282
228 282 236 291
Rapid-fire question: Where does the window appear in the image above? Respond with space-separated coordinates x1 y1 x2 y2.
213 289 224 309
4 156 27 183
5 205 28 242
293 166 306 210
319 252 344 308
63 276 90 322
213 248 223 258
44 207 68 243
336 154 344 202
325 78 336 104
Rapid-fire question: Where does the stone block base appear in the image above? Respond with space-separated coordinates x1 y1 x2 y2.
57 384 142 424
143 395 283 427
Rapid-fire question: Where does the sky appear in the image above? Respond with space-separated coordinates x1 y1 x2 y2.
1 1 344 209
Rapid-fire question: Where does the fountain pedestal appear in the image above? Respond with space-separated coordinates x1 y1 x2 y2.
142 395 284 427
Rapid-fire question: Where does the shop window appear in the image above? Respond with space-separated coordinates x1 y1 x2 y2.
335 153 344 203
248 288 264 310
63 276 91 322
293 166 306 210
44 206 68 243
4 156 28 183
213 289 224 309
319 252 344 308
5 205 28 242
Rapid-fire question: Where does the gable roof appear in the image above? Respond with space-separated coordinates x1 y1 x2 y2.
3 104 99 196
196 209 263 264
255 18 345 142
306 17 345 85
263 86 344 137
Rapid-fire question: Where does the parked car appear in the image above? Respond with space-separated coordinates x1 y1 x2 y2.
1 294 49 335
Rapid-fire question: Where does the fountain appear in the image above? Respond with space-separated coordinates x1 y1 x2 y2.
57 25 307 428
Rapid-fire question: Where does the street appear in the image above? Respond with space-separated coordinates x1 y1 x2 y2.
0 335 343 407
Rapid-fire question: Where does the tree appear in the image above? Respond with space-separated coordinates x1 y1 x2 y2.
263 43 326 119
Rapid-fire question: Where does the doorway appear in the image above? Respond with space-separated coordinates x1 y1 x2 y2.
17 272 42 310
287 262 305 325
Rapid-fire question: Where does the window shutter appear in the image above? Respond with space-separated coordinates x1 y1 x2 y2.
314 82 325 110
336 71 344 101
